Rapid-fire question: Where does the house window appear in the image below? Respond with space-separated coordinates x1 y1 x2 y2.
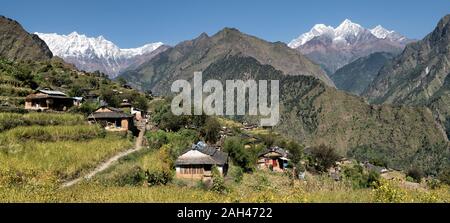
181 166 204 174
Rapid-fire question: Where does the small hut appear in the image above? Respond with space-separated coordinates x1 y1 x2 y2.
25 89 75 111
88 106 133 132
257 146 290 172
175 142 229 180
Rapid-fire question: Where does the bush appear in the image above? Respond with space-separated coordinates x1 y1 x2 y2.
211 166 227 193
407 168 424 183
231 167 244 183
223 137 253 172
201 117 221 144
115 166 146 186
308 144 340 172
373 179 406 203
146 167 173 186
286 141 304 165
427 178 441 189
438 168 450 185
342 165 380 189
146 130 169 150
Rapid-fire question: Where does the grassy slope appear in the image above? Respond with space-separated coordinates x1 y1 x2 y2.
0 112 134 185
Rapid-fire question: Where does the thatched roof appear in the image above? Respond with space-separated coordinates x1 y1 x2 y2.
175 142 228 166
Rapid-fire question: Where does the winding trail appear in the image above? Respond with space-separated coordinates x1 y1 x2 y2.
61 121 146 188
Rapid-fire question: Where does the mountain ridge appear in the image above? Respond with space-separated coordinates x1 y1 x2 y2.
0 15 53 62
288 19 413 74
119 27 334 94
35 32 166 77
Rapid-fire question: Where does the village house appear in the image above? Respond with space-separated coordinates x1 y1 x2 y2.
257 146 290 172
175 141 229 180
25 89 75 111
87 106 134 132
131 107 144 121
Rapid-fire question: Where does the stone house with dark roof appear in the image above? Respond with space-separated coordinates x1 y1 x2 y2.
25 89 75 111
257 146 290 172
87 106 134 132
175 141 229 179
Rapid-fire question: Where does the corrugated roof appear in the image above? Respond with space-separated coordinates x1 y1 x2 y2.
38 90 67 96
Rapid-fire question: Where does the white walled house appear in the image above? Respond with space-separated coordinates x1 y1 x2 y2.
175 142 228 179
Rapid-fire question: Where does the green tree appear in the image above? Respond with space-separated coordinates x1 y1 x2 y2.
308 144 340 172
201 117 221 144
286 141 304 165
223 137 253 172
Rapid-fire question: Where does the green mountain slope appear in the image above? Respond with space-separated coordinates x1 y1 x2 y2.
331 52 395 95
119 28 334 94
364 14 450 138
0 16 52 61
201 55 448 172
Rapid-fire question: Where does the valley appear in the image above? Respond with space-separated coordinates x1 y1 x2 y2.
0 12 449 203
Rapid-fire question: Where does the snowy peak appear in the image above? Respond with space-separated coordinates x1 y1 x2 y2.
288 24 334 48
288 19 409 48
370 25 392 38
35 32 163 59
369 25 408 43
35 32 165 77
335 19 365 37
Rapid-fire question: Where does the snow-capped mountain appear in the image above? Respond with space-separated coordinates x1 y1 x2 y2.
288 19 413 74
35 32 166 77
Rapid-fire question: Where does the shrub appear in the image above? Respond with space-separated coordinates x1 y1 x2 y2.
438 168 450 185
286 141 304 165
427 178 441 190
114 166 146 186
201 117 221 144
223 137 253 172
373 179 406 203
407 168 424 183
308 144 340 172
211 166 227 193
342 165 380 189
146 167 172 186
231 167 244 183
146 130 169 150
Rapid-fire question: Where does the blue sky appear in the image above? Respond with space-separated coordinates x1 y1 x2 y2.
1 0 449 48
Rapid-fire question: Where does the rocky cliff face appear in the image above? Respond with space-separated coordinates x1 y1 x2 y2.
0 16 53 61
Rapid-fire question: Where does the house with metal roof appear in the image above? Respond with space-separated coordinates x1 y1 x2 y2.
25 89 75 111
87 106 134 132
175 141 229 180
257 146 290 172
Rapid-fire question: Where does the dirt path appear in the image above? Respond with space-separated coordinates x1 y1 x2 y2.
61 122 146 188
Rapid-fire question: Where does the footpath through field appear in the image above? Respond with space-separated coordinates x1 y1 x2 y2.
61 120 147 188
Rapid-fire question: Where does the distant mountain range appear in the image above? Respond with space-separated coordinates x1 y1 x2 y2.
119 27 334 94
288 19 413 74
35 32 167 77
